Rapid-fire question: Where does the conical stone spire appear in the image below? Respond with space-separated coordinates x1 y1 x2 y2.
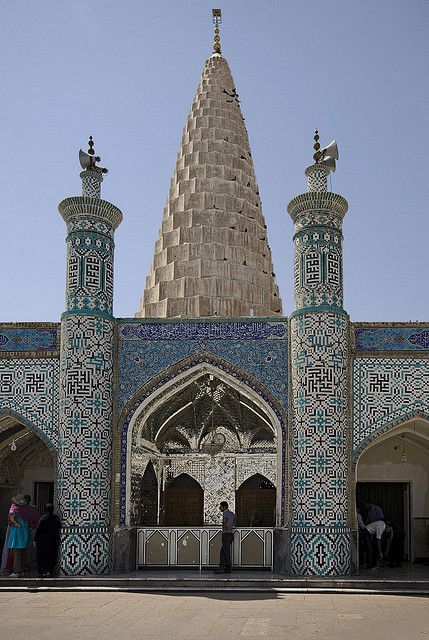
136 54 282 318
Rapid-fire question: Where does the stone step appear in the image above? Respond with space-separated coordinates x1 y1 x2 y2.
1 575 428 594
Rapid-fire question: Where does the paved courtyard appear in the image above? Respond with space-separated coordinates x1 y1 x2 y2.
0 591 428 640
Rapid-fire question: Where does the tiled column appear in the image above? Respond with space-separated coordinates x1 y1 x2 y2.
288 163 351 575
58 166 122 574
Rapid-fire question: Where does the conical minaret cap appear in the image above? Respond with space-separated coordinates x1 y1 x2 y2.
136 54 283 318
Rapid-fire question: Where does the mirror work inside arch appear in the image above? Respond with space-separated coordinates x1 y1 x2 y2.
129 372 278 527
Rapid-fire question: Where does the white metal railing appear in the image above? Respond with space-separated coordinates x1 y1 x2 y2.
136 527 273 570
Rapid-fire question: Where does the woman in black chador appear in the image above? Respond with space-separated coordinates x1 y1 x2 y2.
34 504 62 577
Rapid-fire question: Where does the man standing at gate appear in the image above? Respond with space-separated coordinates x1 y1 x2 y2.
214 501 235 574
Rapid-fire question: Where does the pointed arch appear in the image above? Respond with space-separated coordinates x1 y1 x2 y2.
163 473 204 526
136 460 158 526
0 407 57 516
166 473 203 491
236 473 276 527
352 407 429 467
114 352 287 527
0 406 57 456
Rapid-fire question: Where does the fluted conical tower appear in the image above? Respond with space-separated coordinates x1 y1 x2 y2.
136 44 282 318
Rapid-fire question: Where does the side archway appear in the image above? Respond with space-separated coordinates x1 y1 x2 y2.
0 407 58 456
115 352 287 527
353 407 429 465
0 408 57 536
353 414 429 562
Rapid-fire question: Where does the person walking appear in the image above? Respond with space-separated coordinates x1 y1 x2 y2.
34 503 62 577
7 495 40 577
214 501 235 574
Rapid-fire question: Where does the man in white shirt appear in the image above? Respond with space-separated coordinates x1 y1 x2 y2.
365 520 391 568
214 501 235 574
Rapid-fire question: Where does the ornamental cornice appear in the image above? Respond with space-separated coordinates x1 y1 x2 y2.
352 321 429 328
58 197 123 230
0 323 60 357
0 322 59 329
287 192 348 222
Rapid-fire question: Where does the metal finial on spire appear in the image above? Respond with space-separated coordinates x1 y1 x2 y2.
313 129 321 162
79 135 108 174
311 130 339 171
212 9 222 54
88 135 95 156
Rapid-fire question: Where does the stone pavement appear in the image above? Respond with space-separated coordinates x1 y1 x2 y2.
0 591 428 640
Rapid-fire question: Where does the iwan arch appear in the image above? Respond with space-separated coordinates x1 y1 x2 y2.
1 15 428 576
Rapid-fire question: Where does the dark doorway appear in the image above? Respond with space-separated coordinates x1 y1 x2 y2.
356 481 410 560
236 474 276 526
163 473 204 526
139 462 158 525
34 481 54 514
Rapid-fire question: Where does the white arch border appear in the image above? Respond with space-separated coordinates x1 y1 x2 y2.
354 415 429 471
124 362 284 526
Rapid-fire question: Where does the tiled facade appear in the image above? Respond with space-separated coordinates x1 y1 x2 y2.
117 349 288 528
117 320 288 412
56 169 122 574
0 357 59 450
1 47 428 577
288 163 350 576
352 356 429 456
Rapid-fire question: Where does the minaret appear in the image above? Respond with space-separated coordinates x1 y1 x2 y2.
288 132 351 576
58 138 122 574
136 11 282 318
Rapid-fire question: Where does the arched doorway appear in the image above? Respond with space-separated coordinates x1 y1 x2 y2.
163 473 204 526
355 417 429 562
127 367 280 526
120 358 286 528
0 414 56 566
236 474 276 526
138 462 158 525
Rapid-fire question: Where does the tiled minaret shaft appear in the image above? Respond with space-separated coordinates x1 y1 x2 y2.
137 54 282 318
288 162 351 576
58 163 122 575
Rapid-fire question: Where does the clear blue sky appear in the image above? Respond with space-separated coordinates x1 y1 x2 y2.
1 0 428 322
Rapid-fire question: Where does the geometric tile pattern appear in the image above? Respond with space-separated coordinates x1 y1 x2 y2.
81 173 102 198
60 526 110 575
0 325 59 353
290 313 349 527
59 313 114 524
288 160 351 576
57 176 122 575
352 356 429 456
0 358 59 448
293 226 343 308
354 325 429 351
307 167 328 192
65 217 115 316
117 320 288 413
290 311 350 575
58 313 114 574
290 529 351 576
